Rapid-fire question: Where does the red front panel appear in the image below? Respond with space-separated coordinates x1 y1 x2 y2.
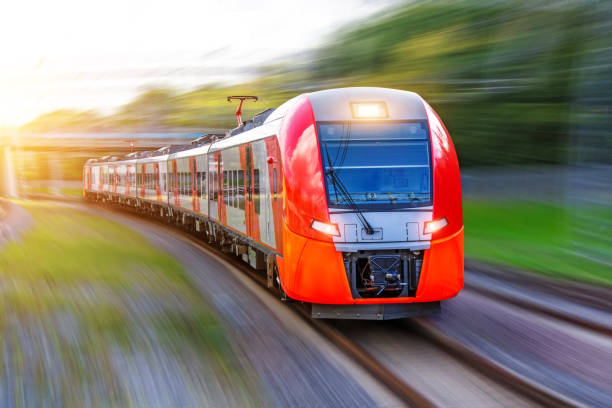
277 96 331 240
425 102 463 240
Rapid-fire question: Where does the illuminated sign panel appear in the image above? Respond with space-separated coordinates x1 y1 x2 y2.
350 102 389 119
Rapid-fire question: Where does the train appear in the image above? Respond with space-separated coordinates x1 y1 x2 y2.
83 87 463 320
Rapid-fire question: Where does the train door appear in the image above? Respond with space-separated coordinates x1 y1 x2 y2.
154 162 161 201
245 145 253 236
112 166 117 194
217 152 226 224
170 160 178 206
196 154 207 216
190 157 197 212
208 154 217 220
245 144 261 241
265 137 282 250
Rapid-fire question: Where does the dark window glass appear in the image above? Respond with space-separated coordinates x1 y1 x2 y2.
233 170 238 208
254 168 260 214
229 170 234 207
200 171 207 198
213 172 217 201
246 147 252 201
318 121 432 207
238 170 244 210
196 172 201 197
223 171 228 204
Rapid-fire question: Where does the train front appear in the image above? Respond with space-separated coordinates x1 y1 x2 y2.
277 87 463 320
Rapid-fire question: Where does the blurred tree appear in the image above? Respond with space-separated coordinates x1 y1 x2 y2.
21 109 103 133
110 88 179 131
21 0 611 167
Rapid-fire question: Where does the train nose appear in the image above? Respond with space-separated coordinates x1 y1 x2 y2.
329 210 433 251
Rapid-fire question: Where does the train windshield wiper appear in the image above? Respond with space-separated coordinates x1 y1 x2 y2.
323 141 375 235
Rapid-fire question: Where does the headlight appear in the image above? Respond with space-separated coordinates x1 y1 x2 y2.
424 217 448 235
311 220 340 237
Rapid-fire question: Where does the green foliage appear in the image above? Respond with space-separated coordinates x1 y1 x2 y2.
0 201 265 404
20 1 612 166
464 200 612 286
310 0 605 166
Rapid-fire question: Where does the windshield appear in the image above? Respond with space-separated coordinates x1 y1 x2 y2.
318 121 432 208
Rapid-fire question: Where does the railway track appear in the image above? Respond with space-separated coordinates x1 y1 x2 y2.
464 265 612 338
150 218 544 407
54 197 591 407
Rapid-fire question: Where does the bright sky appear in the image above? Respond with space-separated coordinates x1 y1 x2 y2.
0 0 395 128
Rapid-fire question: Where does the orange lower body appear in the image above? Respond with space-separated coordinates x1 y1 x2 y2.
277 225 464 305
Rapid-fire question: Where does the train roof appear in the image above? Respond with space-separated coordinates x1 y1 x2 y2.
86 88 428 165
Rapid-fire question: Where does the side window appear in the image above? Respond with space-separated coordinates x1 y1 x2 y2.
254 168 260 214
196 171 201 197
200 171 206 198
231 170 236 208
223 171 228 205
238 170 244 210
228 170 233 207
212 171 217 201
232 170 238 208
246 147 252 201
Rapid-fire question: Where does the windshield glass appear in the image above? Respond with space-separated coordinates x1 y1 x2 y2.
318 121 431 207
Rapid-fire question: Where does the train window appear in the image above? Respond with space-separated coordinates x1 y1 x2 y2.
227 171 232 207
188 171 193 196
233 170 238 208
233 170 238 207
273 168 277 200
200 171 206 198
318 121 432 207
246 147 252 201
227 170 232 207
223 171 228 205
195 171 201 197
212 172 217 201
238 170 244 210
254 168 260 214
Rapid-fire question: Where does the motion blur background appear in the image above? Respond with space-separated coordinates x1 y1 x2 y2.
0 1 611 405
1 0 610 285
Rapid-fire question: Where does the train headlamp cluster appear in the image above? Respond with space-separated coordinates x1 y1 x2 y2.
350 102 388 119
423 217 448 235
311 220 340 237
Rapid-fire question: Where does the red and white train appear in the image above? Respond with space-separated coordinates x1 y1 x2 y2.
83 87 463 319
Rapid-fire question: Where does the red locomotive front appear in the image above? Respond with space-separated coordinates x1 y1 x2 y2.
275 88 463 319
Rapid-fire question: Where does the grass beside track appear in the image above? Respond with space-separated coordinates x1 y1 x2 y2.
464 200 612 286
0 200 265 406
